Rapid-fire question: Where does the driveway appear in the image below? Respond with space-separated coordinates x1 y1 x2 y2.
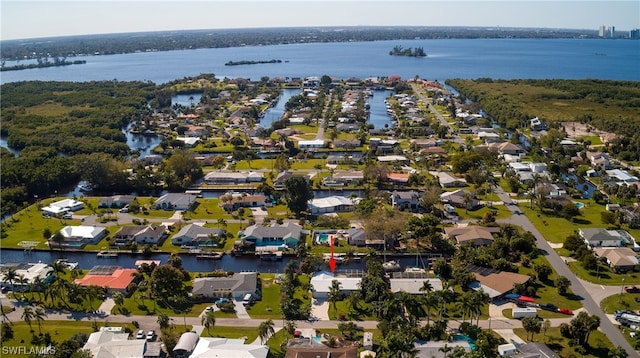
234 299 251 319
310 298 330 321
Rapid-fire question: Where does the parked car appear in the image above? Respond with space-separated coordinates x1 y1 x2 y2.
136 330 145 339
146 330 156 341
558 307 573 315
204 305 215 313
62 212 72 219
539 303 557 312
625 286 640 293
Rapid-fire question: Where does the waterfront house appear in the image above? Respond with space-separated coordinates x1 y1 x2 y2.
41 198 84 217
298 139 325 149
326 153 364 165
310 271 362 299
273 171 311 190
329 171 364 185
466 265 531 299
308 196 355 215
347 227 366 246
587 151 610 169
429 171 467 188
487 141 523 156
444 225 501 246
387 172 410 185
75 266 138 294
219 193 266 212
391 190 421 211
0 262 54 291
55 225 108 248
112 225 168 246
377 155 408 164
530 117 547 130
171 224 225 247
390 277 443 295
332 139 360 149
285 340 357 358
175 136 201 147
204 171 264 185
154 193 197 211
440 190 479 209
98 195 136 209
594 247 640 272
191 272 258 299
240 222 302 249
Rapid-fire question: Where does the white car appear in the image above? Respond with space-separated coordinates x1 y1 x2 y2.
135 330 145 339
146 330 156 341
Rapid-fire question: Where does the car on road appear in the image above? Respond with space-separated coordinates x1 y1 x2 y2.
146 330 156 341
625 286 640 293
135 330 145 339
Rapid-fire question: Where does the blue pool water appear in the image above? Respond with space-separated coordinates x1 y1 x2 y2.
453 334 476 351
312 336 322 343
575 202 585 209
316 234 330 244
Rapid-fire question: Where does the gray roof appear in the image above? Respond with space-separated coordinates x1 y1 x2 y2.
517 343 559 357
393 190 420 200
174 224 224 240
192 272 257 296
174 332 199 353
242 222 302 240
155 193 197 208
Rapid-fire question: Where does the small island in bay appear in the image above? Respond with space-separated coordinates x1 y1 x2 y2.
389 45 427 57
1 58 87 71
225 59 284 66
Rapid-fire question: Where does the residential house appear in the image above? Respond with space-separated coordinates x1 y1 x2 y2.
98 195 136 208
310 271 362 299
369 138 399 153
273 171 310 190
411 138 439 149
387 172 410 185
530 117 547 131
41 198 84 216
82 327 163 358
487 141 523 156
606 169 639 185
336 123 360 132
415 341 471 358
55 225 108 248
444 226 502 246
391 191 421 211
466 265 531 299
240 222 303 249
347 228 366 247
189 337 268 358
308 196 355 215
298 139 325 149
75 266 138 294
112 225 168 246
440 190 479 209
171 224 225 247
594 247 640 272
587 151 610 169
429 171 467 188
390 277 443 294
173 332 199 358
579 228 626 248
219 193 266 212
191 272 258 299
377 155 408 164
204 171 264 185
333 139 360 149
154 193 197 211
516 343 559 358
175 137 201 147
478 131 501 143
326 153 364 165
330 171 364 185
0 262 53 291
285 340 357 358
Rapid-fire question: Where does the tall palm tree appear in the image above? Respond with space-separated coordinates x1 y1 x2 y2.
258 319 275 344
439 343 453 358
47 260 67 278
157 312 170 329
456 291 472 323
31 276 45 302
33 306 47 335
112 292 125 314
21 306 35 332
327 280 343 312
201 311 216 336
2 267 17 292
422 291 439 326
16 274 28 301
419 280 433 294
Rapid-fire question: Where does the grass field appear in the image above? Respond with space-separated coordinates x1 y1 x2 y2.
1 320 95 358
600 293 640 314
513 326 613 357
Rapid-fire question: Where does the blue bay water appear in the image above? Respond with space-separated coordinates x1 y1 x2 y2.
1 38 638 84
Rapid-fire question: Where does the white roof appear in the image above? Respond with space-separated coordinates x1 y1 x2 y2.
377 155 407 162
176 137 200 145
298 139 325 145
60 226 107 239
309 196 353 209
190 337 269 358
390 278 443 294
4 262 52 285
84 330 145 358
310 271 362 293
42 199 83 214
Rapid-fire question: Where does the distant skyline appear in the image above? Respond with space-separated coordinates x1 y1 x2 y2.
1 0 639 41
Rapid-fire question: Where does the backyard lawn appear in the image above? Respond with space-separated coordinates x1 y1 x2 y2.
513 327 613 357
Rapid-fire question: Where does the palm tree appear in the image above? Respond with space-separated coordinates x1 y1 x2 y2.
157 312 170 329
456 291 472 323
47 260 67 278
439 343 453 358
16 274 28 300
422 291 439 326
327 280 343 312
31 276 45 302
201 310 216 336
2 267 17 292
33 306 47 335
419 280 433 294
258 319 275 344
21 306 35 332
462 191 473 214
112 292 125 314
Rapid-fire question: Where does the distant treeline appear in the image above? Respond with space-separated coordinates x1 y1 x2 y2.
225 59 283 66
1 26 598 60
1 59 86 71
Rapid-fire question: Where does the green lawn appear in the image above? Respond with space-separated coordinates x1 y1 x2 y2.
200 326 259 343
517 256 583 310
513 327 613 358
1 321 96 358
247 274 283 319
114 294 237 318
327 299 376 321
567 261 640 285
453 205 513 221
600 292 640 314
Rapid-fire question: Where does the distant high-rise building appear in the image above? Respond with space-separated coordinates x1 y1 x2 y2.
630 29 640 40
610 26 615 38
598 25 606 37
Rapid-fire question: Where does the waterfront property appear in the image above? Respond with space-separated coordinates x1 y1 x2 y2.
439 190 479 209
240 222 303 249
466 265 530 299
54 225 108 248
309 271 362 299
41 198 84 216
0 262 54 291
171 224 225 247
98 195 136 209
154 193 198 211
429 171 467 188
112 224 168 246
389 277 443 295
444 225 502 246
191 271 258 299
308 196 355 215
74 265 138 294
219 192 266 212
204 171 264 185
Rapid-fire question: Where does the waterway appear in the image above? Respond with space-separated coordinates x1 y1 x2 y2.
0 136 21 157
0 248 431 273
260 88 301 128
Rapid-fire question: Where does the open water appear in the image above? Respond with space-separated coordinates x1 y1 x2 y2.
1 38 638 84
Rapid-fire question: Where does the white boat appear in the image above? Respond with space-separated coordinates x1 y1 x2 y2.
383 260 402 272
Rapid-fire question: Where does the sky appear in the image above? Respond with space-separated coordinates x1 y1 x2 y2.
1 0 639 41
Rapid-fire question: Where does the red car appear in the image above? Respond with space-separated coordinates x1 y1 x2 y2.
558 307 573 315
625 286 640 293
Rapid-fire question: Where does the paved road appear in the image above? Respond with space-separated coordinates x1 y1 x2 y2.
494 186 636 354
411 84 464 146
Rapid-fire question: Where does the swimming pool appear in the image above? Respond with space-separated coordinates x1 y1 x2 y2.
575 202 585 209
453 334 476 351
315 233 331 244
